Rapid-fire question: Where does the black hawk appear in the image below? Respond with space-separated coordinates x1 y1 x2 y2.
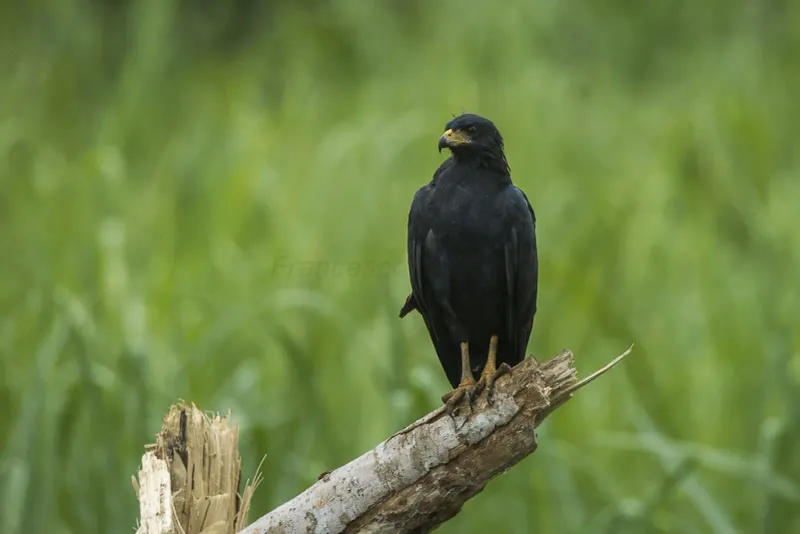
399 113 539 410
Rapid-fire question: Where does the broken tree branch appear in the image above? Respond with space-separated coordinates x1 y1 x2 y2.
133 402 263 534
240 347 630 534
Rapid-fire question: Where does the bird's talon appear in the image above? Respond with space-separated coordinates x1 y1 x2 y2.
496 362 512 377
479 376 496 405
478 362 513 399
474 374 488 396
444 392 464 415
442 382 477 414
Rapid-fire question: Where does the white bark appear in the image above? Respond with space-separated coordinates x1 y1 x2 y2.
134 451 174 534
239 348 630 534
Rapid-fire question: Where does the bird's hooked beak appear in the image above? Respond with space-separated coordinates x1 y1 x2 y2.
438 128 471 153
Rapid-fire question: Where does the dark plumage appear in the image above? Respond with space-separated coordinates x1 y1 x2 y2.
399 113 538 408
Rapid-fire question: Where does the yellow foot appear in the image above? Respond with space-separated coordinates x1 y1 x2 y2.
475 362 513 399
442 379 477 414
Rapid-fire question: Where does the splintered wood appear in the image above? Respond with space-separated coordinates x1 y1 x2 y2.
133 402 261 534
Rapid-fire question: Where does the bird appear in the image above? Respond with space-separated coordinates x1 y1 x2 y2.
399 113 538 412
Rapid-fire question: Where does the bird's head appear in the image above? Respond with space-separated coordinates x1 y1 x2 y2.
437 113 505 157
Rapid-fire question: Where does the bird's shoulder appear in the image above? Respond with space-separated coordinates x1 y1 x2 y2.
408 157 454 221
408 183 432 225
431 156 455 185
502 184 536 227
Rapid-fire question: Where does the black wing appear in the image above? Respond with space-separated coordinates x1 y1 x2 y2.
400 159 463 386
399 158 454 319
405 184 433 326
504 186 539 363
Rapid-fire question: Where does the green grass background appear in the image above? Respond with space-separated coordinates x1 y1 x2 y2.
1 1 799 533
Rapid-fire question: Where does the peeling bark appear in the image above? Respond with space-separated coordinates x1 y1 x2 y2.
240 348 630 534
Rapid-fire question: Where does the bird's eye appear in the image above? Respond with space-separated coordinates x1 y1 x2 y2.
467 126 477 134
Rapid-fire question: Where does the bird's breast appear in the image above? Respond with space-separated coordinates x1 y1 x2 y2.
420 181 511 328
429 188 507 248
428 189 508 283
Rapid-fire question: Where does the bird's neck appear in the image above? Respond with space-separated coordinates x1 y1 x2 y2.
452 149 511 181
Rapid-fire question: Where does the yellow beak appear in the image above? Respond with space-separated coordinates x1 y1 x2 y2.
438 128 471 152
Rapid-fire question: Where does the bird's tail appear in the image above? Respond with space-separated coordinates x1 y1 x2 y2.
398 293 418 318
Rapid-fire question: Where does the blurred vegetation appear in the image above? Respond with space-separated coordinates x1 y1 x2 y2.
1 0 799 533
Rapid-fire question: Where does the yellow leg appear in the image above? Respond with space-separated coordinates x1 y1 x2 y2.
482 335 499 378
442 341 477 411
476 335 512 397
458 341 476 387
